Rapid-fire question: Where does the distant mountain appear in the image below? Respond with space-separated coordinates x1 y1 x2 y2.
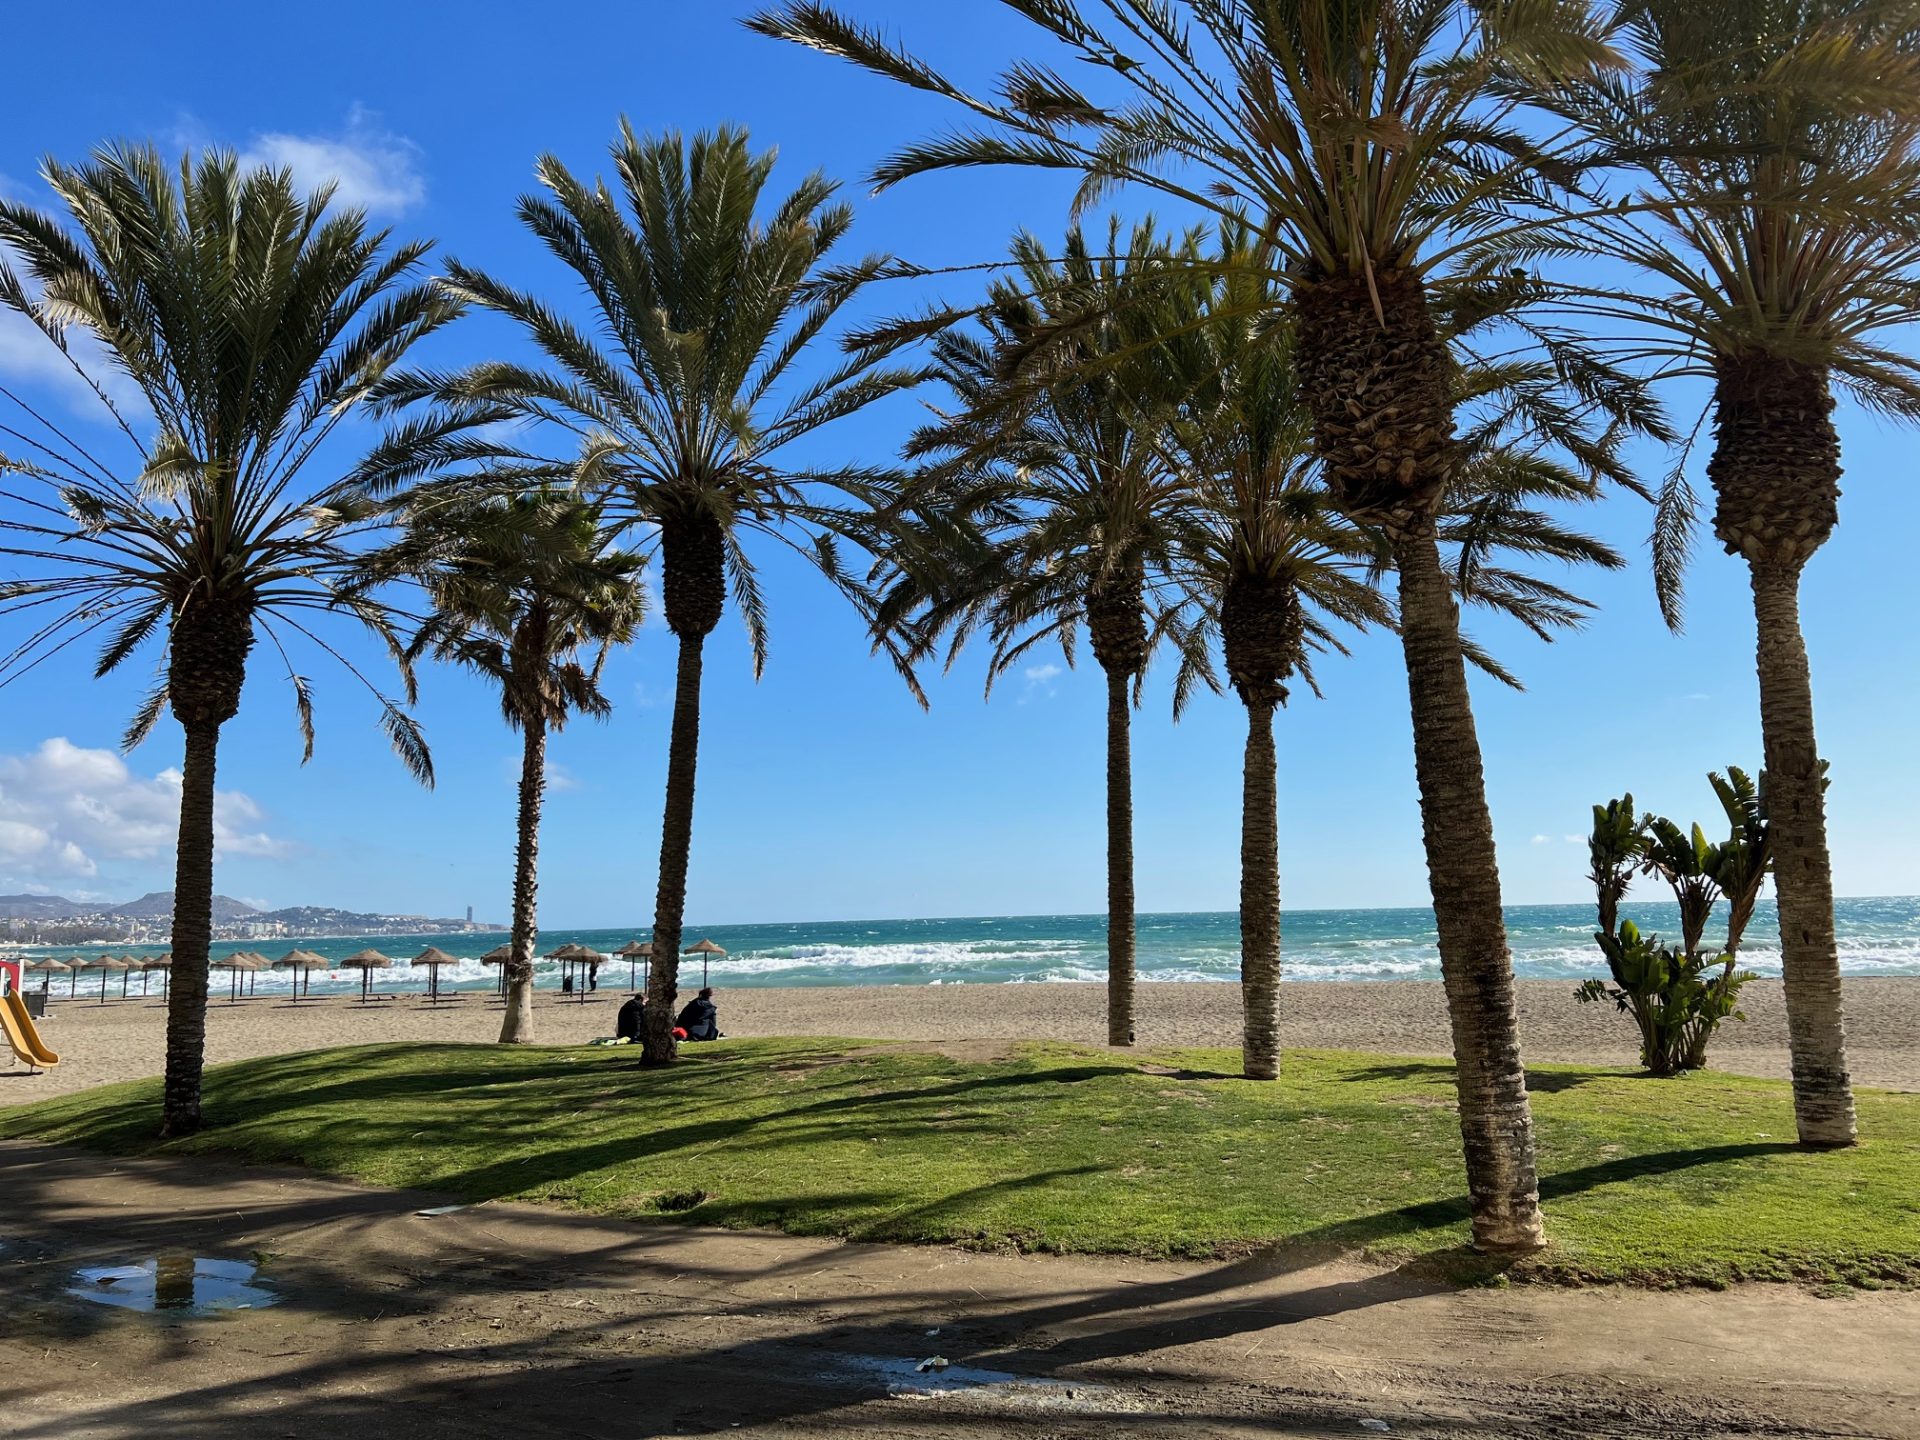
258 905 411 928
0 893 86 920
109 891 260 923
0 889 496 938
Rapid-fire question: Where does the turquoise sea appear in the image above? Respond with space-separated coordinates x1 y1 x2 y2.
23 896 1920 999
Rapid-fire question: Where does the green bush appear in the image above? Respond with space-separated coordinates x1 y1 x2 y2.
1577 769 1770 1076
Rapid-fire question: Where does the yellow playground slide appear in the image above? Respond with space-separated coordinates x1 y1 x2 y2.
2 991 59 1070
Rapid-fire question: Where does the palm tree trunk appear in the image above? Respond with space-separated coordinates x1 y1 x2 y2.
160 720 220 1137
499 712 548 1044
1293 271 1541 1242
1393 527 1544 1252
1750 559 1856 1145
642 632 705 1064
1240 697 1281 1081
1104 666 1137 1046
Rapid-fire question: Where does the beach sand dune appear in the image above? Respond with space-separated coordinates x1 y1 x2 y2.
5 976 1917 1103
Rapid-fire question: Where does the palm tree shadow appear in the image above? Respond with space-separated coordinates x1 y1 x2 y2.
1342 1060 1628 1093
1137 1062 1243 1081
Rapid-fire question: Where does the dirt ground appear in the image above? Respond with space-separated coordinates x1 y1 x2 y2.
2 1141 1915 1439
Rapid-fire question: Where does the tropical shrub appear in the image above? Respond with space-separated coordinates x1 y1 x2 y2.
1578 770 1771 1075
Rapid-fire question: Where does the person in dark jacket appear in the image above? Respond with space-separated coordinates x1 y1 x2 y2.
616 993 646 1042
674 988 720 1041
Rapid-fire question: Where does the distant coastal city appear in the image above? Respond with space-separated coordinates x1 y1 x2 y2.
0 891 505 947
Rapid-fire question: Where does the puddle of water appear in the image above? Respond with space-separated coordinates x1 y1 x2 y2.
818 1353 1033 1395
67 1255 279 1314
808 1351 1125 1414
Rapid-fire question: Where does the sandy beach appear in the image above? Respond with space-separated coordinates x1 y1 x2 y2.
6 976 1918 1102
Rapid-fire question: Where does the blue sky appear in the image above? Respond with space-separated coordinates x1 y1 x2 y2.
0 2 1913 927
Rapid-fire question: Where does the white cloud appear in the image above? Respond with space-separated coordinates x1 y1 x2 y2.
0 737 291 884
0 301 148 420
1017 661 1065 705
1564 834 1584 845
239 106 425 215
0 107 424 421
1530 834 1551 845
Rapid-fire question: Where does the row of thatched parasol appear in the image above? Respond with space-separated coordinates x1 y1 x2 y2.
480 937 728 998
18 935 729 1006
25 952 172 1003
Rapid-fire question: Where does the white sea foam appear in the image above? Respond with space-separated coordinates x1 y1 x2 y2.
34 900 1918 995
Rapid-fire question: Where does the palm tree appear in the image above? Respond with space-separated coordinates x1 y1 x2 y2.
1167 247 1632 1079
373 124 921 1064
752 0 1619 1249
893 220 1207 1047
1166 264 1390 1079
1528 0 1920 1147
0 144 453 1135
374 491 642 1043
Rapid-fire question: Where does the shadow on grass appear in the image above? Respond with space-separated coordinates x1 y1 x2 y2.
1136 1063 1244 1081
2 1047 1139 1215
7 1045 1802 1257
1343 1060 1629 1094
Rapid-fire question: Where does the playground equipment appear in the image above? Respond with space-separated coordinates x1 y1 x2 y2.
1 990 59 1072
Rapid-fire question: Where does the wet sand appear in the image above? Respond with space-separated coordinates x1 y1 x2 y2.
6 975 1918 1101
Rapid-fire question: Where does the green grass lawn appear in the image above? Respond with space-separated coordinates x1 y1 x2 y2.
7 1039 1917 1287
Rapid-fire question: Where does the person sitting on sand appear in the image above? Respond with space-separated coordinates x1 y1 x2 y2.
615 993 645 1043
675 988 721 1042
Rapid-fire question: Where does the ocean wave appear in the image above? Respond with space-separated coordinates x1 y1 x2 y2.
22 898 1918 993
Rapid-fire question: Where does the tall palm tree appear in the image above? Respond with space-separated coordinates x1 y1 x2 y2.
0 145 453 1135
373 491 642 1043
373 124 921 1064
894 220 1207 1047
752 0 1620 1250
1167 263 1390 1079
1528 0 1920 1147
1167 247 1632 1079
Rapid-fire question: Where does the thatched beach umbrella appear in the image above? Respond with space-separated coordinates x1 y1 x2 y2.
615 940 653 991
99 955 131 1004
340 948 393 1004
24 956 67 994
480 943 512 996
141 953 172 1000
72 955 128 1005
273 949 326 1000
213 953 255 1004
545 943 600 1003
685 937 727 988
411 946 460 1003
243 951 274 997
